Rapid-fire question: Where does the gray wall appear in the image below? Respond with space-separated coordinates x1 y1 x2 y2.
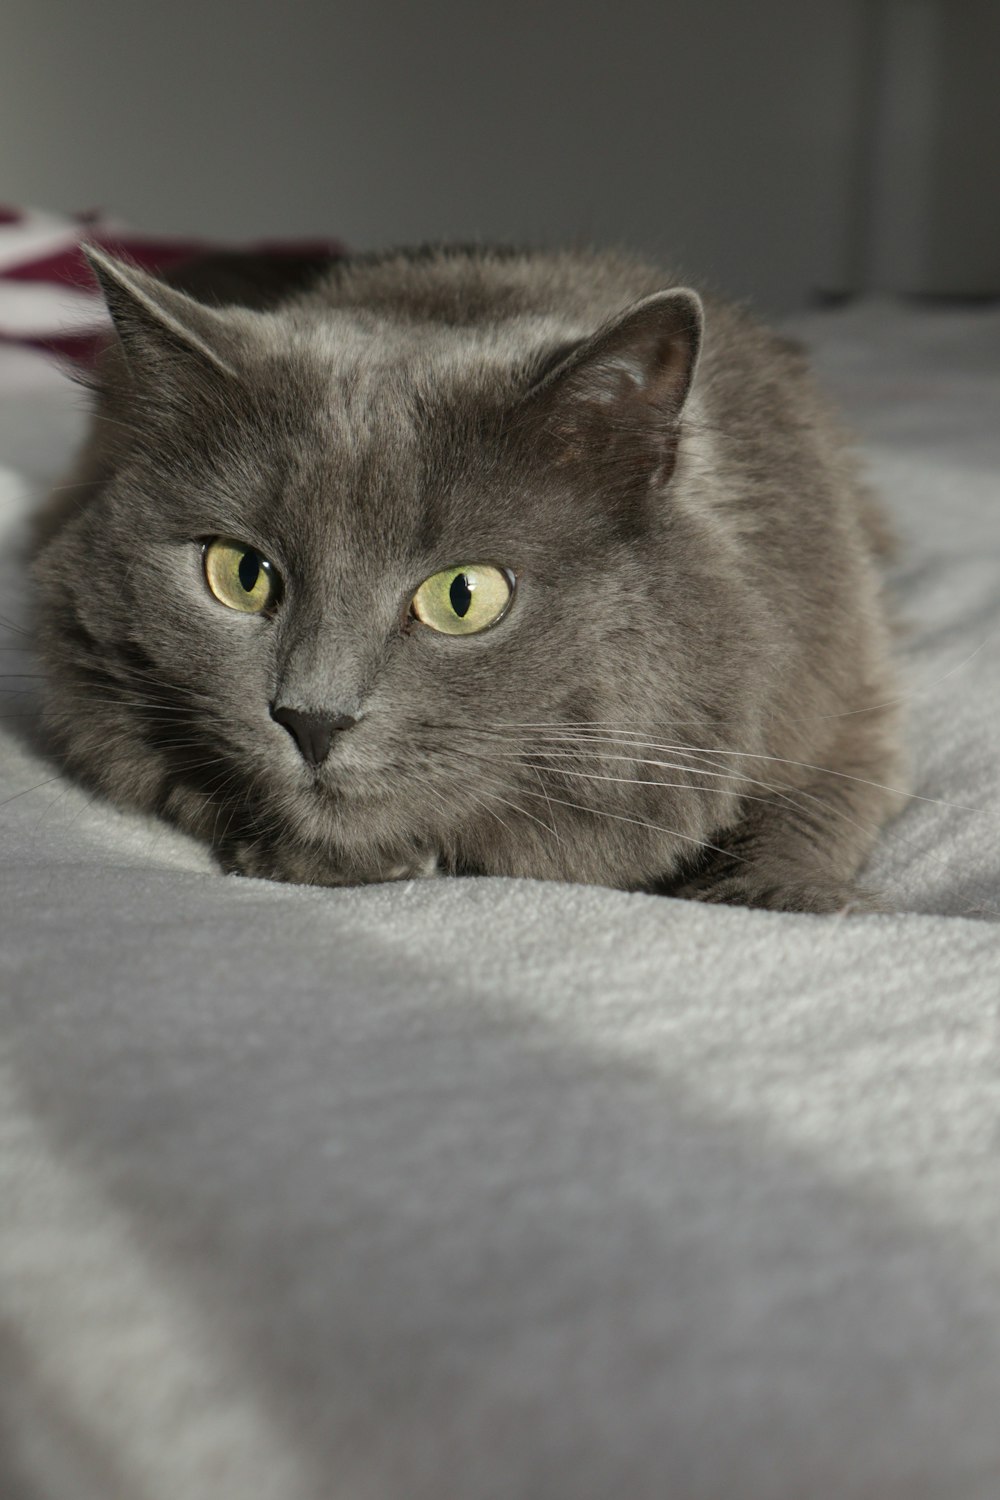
1 0 996 312
859 0 1000 296
926 0 1000 295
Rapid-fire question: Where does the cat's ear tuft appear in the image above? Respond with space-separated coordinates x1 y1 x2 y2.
83 245 241 381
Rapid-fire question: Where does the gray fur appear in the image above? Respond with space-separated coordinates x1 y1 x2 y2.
32 244 905 911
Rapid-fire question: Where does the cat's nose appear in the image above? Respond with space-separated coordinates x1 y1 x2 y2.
270 705 357 767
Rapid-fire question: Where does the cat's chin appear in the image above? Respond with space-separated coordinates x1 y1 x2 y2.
274 765 435 856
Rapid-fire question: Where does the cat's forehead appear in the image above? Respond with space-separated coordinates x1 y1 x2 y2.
235 318 556 574
251 311 572 489
284 306 584 402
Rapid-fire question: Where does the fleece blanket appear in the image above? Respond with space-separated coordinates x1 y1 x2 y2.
0 293 998 1499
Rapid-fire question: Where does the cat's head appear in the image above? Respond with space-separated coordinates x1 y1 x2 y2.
35 247 759 888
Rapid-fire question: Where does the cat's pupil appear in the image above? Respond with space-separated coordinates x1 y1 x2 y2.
238 550 261 593
450 573 472 617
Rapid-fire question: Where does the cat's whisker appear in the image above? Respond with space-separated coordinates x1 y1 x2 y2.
516 734 992 907
519 735 974 814
465 778 560 842
445 731 919 883
129 739 219 758
523 735 911 850
515 761 791 812
433 746 566 844
35 478 94 498
71 705 207 727
461 735 770 800
226 791 296 861
416 756 514 837
35 777 85 832
462 787 517 837
444 739 743 860
0 775 65 812
404 770 453 831
474 716 970 820
79 656 216 698
50 700 194 724
89 409 152 444
449 735 740 840
768 625 997 724
390 747 528 853
207 770 249 847
5 477 99 510
513 785 746 862
530 763 561 844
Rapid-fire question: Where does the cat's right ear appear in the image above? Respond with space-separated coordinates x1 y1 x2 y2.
521 288 703 483
83 245 241 383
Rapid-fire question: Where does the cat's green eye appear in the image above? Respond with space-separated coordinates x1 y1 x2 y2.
203 538 279 614
410 564 513 635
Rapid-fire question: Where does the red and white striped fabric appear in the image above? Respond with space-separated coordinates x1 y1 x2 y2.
0 205 341 365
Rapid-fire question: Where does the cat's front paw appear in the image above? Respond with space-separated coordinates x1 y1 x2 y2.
377 849 440 881
667 870 887 915
220 838 439 888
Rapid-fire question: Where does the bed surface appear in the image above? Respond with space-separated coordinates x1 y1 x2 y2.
1 302 999 1499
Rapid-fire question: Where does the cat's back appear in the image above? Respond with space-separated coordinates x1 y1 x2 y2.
301 243 668 327
296 244 816 443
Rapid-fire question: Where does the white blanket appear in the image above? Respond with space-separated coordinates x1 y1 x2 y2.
1 304 998 1499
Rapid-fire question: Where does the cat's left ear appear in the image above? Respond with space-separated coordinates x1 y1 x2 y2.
526 288 703 475
84 245 241 382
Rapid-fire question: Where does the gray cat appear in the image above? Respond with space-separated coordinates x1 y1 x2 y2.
32 243 905 912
